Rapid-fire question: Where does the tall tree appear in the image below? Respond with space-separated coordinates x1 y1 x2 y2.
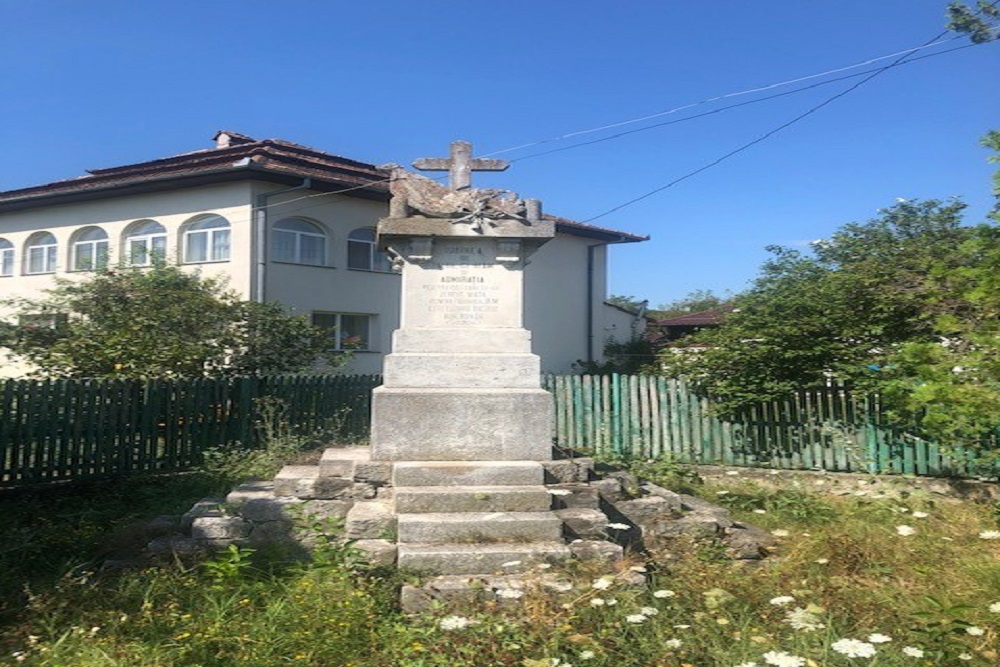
1 263 342 379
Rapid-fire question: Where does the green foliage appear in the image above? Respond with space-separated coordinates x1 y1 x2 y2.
202 545 257 585
576 336 657 375
1 262 343 379
948 1 1000 43
653 288 730 320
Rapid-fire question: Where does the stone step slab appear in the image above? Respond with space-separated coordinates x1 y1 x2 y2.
397 542 572 575
397 511 562 544
394 485 553 513
393 460 544 487
345 501 397 540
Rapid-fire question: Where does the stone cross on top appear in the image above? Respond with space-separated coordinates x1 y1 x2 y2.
412 140 508 191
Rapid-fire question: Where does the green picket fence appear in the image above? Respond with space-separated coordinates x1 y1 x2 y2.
0 374 381 487
543 374 998 478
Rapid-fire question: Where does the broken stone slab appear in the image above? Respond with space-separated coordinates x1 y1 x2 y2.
190 516 251 541
239 496 304 522
300 499 354 521
722 524 777 560
225 481 276 506
640 483 685 512
180 498 227 531
353 539 398 567
318 447 372 477
542 458 594 483
555 508 611 540
567 539 624 563
615 496 683 524
273 466 321 497
345 501 396 540
399 572 577 613
147 535 207 556
547 484 601 510
590 477 625 501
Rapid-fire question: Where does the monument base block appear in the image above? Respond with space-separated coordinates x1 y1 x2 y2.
370 387 554 461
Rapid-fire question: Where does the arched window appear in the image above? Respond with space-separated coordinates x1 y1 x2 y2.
272 218 326 265
124 220 166 266
24 232 58 274
0 238 13 277
347 227 392 272
183 215 230 263
70 226 109 271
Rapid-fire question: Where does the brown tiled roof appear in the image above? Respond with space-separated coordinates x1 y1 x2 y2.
655 308 730 327
0 132 648 244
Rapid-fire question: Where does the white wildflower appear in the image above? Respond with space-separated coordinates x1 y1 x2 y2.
965 626 985 636
726 470 741 476
735 663 759 667
536 563 552 570
664 638 682 648
591 577 614 590
439 615 473 630
771 529 790 537
639 606 658 616
815 558 830 564
769 595 796 606
978 530 1000 539
629 565 647 573
673 624 692 629
495 588 524 600
958 653 973 661
579 650 595 660
867 633 892 643
831 638 877 658
912 511 929 519
625 614 646 624
605 522 631 531
762 650 806 667
753 509 767 514
716 490 731 495
902 646 925 658
988 601 1000 613
896 525 916 536
606 598 618 606
653 589 676 598
783 606 825 632
590 598 606 607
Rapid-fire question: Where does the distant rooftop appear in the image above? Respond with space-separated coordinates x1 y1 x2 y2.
0 131 648 244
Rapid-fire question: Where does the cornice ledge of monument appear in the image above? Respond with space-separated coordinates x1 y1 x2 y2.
378 164 554 240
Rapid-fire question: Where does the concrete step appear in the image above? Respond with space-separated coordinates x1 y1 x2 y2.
397 542 572 575
397 511 563 544
393 460 544 487
318 447 371 477
394 485 553 513
345 500 396 540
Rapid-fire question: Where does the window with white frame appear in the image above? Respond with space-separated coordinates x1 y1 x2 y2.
24 232 58 274
183 215 231 263
70 226 109 271
0 238 13 277
124 220 167 266
347 227 392 272
311 312 372 351
272 218 326 265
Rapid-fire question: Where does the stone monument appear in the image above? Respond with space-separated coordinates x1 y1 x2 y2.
370 141 554 462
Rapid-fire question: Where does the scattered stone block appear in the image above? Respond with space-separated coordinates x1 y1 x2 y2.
318 447 371 477
547 484 601 509
722 524 776 560
346 501 396 540
353 539 398 567
191 516 251 541
555 508 610 540
180 498 226 531
273 466 319 497
239 497 304 522
567 539 623 563
225 481 275 506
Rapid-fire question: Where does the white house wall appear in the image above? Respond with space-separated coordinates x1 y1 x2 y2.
1 179 625 378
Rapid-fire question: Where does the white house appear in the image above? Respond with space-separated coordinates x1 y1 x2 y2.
0 131 647 377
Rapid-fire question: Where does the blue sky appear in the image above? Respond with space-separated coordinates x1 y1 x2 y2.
2 0 997 307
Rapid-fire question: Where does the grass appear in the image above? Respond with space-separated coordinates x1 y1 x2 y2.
1 464 999 666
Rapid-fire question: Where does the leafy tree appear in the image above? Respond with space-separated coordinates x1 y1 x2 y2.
606 294 648 313
0 263 343 379
948 0 1000 43
659 199 976 412
653 289 730 320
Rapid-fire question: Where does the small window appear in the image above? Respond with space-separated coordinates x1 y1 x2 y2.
347 227 392 272
183 215 231 263
0 238 13 277
124 220 167 266
70 227 110 271
311 312 371 351
19 312 69 331
24 232 58 274
272 218 326 266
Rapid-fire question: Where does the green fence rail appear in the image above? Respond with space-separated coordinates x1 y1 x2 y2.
543 373 998 478
0 374 381 487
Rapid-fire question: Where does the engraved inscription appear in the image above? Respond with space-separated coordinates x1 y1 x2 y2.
422 270 502 326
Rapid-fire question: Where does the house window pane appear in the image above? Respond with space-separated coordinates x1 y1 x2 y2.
183 215 230 263
71 227 109 271
25 233 58 274
0 239 13 277
272 219 326 266
347 227 391 272
124 220 166 266
311 312 372 351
